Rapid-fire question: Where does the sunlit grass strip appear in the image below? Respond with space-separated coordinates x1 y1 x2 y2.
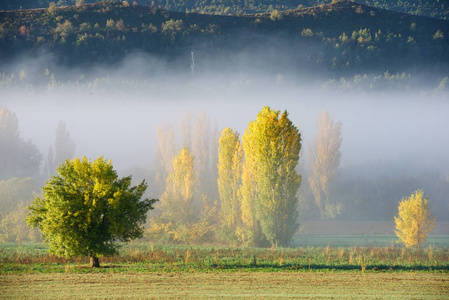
1 243 448 274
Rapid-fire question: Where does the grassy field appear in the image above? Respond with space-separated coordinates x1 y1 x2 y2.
1 239 448 274
1 271 448 299
1 236 448 298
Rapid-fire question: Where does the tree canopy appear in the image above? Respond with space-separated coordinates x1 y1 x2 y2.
308 110 342 219
27 156 156 267
241 107 302 247
394 189 436 249
0 106 43 180
217 127 243 244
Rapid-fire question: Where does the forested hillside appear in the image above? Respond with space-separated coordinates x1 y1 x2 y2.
1 1 448 76
1 0 448 20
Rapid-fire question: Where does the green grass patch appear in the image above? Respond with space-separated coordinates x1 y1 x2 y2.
1 239 448 275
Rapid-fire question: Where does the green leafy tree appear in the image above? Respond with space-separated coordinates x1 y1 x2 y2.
394 189 436 249
27 156 156 267
242 107 302 247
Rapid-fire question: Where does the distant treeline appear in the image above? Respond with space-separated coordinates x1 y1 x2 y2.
0 1 448 75
1 105 448 245
1 0 448 20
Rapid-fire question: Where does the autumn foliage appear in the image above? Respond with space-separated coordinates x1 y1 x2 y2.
394 190 436 249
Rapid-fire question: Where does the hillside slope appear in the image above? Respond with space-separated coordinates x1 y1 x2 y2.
0 1 448 75
1 0 447 20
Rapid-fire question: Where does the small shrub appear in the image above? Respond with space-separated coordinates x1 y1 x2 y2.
75 0 84 8
48 2 57 13
270 10 283 21
433 29 444 39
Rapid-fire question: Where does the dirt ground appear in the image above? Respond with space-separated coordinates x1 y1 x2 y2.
1 271 448 299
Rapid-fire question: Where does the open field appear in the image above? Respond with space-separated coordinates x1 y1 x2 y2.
1 271 448 299
1 238 448 274
1 237 448 298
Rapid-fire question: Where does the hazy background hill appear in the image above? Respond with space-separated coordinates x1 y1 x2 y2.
1 0 448 83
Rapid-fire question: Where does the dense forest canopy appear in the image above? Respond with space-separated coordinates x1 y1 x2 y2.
0 1 448 79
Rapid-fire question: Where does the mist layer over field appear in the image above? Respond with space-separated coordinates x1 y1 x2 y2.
1 50 449 227
4 73 448 174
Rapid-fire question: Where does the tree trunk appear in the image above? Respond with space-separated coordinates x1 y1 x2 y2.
90 256 100 268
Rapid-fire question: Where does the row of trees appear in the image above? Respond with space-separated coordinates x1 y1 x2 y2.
0 106 76 242
0 105 342 247
0 106 76 181
150 107 342 247
23 107 436 267
1 104 445 248
24 156 436 268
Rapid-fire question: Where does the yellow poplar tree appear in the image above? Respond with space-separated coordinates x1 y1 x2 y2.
240 120 265 246
154 147 218 244
395 190 436 249
217 128 243 241
241 107 302 247
159 147 195 226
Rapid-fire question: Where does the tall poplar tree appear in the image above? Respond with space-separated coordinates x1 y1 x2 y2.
308 110 342 219
192 111 211 202
154 123 176 194
241 107 302 247
54 121 76 166
179 112 192 150
217 128 243 240
159 147 195 225
47 120 76 175
240 120 264 246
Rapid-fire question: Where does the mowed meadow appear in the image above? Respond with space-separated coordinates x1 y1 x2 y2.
1 233 449 299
